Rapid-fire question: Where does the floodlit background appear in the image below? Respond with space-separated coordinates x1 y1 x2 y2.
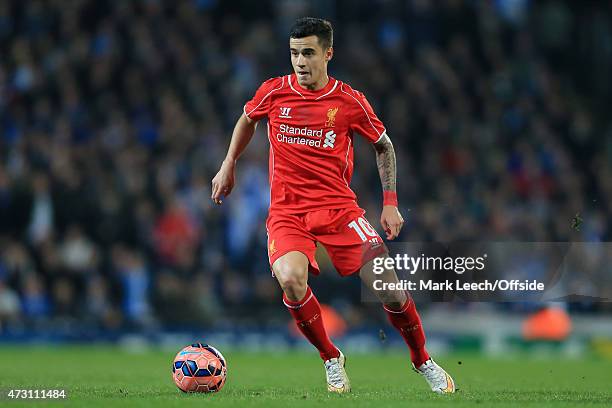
1 0 611 358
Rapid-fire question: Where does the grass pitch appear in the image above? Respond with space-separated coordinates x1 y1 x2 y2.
0 346 610 407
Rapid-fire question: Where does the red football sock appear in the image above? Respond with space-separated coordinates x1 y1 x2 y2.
284 286 340 361
384 298 430 367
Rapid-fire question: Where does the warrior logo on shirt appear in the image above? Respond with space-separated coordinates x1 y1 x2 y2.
279 107 292 118
325 107 338 127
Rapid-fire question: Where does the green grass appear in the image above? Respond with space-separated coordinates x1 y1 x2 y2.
0 346 610 407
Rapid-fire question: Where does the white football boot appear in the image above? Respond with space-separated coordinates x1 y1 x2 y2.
414 358 456 394
324 349 351 393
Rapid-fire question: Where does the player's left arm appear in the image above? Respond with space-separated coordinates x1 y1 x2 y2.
373 133 404 240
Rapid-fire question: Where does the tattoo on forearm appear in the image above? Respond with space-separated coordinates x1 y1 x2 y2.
373 134 396 192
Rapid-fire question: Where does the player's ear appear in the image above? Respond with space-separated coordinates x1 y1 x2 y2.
325 47 333 62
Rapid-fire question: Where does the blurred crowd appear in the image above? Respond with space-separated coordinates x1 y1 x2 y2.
1 0 612 332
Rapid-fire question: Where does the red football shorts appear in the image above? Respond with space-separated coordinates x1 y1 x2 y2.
266 206 388 276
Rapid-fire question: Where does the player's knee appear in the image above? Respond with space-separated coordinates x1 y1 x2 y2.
276 271 307 293
384 299 405 311
274 264 308 299
380 291 408 311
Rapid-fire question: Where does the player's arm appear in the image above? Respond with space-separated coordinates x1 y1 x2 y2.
373 133 396 193
373 133 404 240
211 113 258 205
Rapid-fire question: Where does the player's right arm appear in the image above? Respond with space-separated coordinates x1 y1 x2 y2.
211 113 257 205
211 76 283 205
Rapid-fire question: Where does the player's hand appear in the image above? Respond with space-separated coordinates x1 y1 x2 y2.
211 159 236 205
381 205 403 240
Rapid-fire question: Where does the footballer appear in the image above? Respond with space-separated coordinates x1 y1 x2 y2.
212 17 456 394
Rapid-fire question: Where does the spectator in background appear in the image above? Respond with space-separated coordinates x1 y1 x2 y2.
20 272 50 321
153 198 199 268
85 274 121 330
27 172 54 245
0 279 21 330
111 246 153 327
59 224 98 275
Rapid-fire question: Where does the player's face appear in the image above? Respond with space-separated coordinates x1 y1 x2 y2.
289 35 333 90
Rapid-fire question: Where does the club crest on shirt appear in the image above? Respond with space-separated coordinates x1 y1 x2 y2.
325 107 339 127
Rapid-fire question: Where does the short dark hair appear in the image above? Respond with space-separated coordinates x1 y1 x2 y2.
289 17 333 50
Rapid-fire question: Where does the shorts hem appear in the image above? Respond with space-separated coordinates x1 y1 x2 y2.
269 249 321 276
336 244 389 277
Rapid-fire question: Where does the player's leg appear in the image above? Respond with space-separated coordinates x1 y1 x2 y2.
316 207 454 394
273 250 339 361
272 251 350 393
267 215 342 360
359 259 429 365
273 250 309 301
360 258 456 394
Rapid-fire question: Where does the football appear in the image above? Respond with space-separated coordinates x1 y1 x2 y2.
172 343 227 393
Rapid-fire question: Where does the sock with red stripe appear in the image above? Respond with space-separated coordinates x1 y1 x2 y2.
384 298 430 367
284 286 340 361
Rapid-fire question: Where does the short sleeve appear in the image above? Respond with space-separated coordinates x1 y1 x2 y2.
243 77 284 122
347 90 386 144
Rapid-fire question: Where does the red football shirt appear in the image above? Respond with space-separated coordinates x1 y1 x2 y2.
244 73 386 213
